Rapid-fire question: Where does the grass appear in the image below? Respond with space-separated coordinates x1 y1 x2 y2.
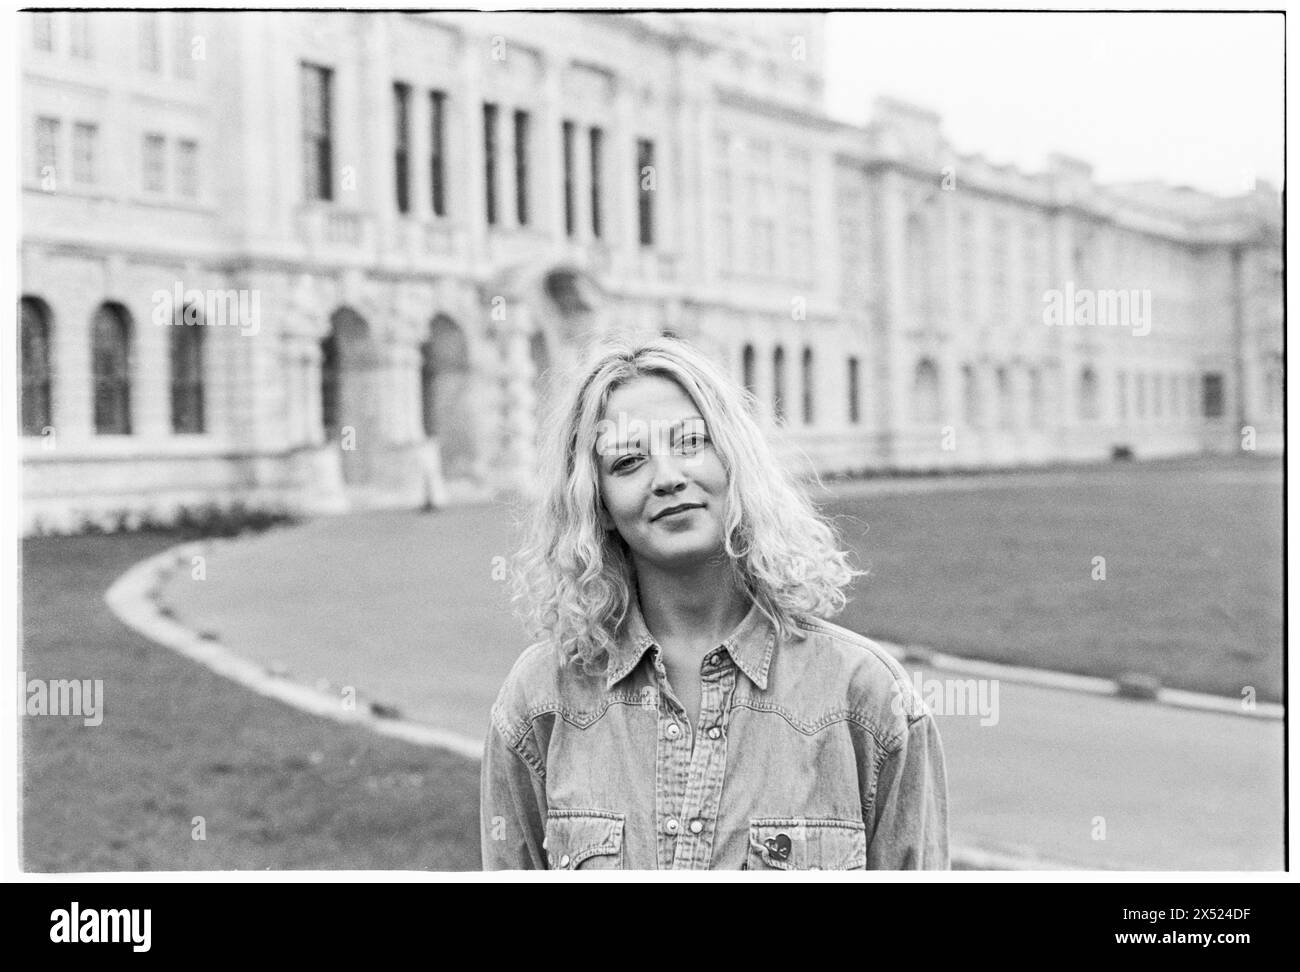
21 532 483 871
822 456 1283 702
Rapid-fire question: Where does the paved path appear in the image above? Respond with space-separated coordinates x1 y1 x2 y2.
160 500 1285 870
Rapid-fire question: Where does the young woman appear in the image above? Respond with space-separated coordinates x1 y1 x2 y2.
481 334 948 870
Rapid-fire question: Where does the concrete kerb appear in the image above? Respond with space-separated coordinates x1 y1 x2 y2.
874 640 1283 721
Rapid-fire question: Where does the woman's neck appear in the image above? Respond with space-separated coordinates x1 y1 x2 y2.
633 560 752 655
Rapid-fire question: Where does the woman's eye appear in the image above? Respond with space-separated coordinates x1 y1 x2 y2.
612 455 642 472
678 434 708 452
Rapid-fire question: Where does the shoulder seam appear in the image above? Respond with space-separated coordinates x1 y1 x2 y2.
794 616 914 751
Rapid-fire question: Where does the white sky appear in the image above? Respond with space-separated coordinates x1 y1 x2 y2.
823 11 1283 197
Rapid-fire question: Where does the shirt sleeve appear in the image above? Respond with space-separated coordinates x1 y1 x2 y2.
864 710 950 869
479 717 549 870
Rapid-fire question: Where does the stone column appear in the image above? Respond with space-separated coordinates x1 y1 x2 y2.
496 303 537 493
361 16 393 246
613 79 638 261
460 29 488 263
538 52 564 244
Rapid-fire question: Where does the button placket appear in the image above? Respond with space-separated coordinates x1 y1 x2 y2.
671 657 734 868
652 648 691 870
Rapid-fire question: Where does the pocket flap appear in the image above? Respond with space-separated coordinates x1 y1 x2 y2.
544 810 625 869
748 818 867 870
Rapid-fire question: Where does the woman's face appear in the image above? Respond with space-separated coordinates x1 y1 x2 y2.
594 374 730 573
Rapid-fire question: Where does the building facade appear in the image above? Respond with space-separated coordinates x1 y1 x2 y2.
19 11 1282 534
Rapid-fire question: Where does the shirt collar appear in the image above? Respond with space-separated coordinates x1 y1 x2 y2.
604 593 776 691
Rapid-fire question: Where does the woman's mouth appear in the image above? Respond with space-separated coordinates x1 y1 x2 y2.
653 503 703 522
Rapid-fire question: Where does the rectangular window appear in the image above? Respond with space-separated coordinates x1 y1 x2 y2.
589 126 603 239
393 82 411 214
177 139 199 199
139 13 161 72
32 12 54 51
143 133 166 193
562 120 576 237
483 102 498 226
430 90 446 217
35 117 60 182
301 63 333 201
1202 372 1225 419
637 138 655 247
70 13 92 59
513 109 530 226
173 12 195 79
170 329 205 434
73 122 97 185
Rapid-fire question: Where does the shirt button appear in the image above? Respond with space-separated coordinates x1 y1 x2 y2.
707 726 722 740
665 818 680 834
666 723 680 739
559 854 571 869
689 819 704 835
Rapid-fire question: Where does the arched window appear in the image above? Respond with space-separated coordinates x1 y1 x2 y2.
1078 366 1099 422
801 346 814 424
962 364 981 427
1152 373 1164 419
741 344 756 400
912 358 940 425
1116 370 1128 420
170 303 205 433
92 302 132 434
20 297 52 436
1135 372 1147 418
421 315 469 438
847 356 860 424
772 346 786 423
319 306 372 443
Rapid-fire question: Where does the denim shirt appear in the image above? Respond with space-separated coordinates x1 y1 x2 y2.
480 596 949 870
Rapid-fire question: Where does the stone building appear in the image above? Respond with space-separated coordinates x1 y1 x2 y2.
18 10 1282 533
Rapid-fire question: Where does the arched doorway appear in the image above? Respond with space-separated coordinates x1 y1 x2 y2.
321 306 379 486
420 314 473 479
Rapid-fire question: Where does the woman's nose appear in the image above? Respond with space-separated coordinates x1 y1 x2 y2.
648 451 687 495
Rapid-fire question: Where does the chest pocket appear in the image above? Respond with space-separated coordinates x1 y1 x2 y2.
745 818 867 871
544 810 625 870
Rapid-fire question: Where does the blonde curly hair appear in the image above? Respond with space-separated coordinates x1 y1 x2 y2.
508 333 865 673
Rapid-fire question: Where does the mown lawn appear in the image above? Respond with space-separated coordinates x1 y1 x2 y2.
823 457 1283 701
21 532 483 871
